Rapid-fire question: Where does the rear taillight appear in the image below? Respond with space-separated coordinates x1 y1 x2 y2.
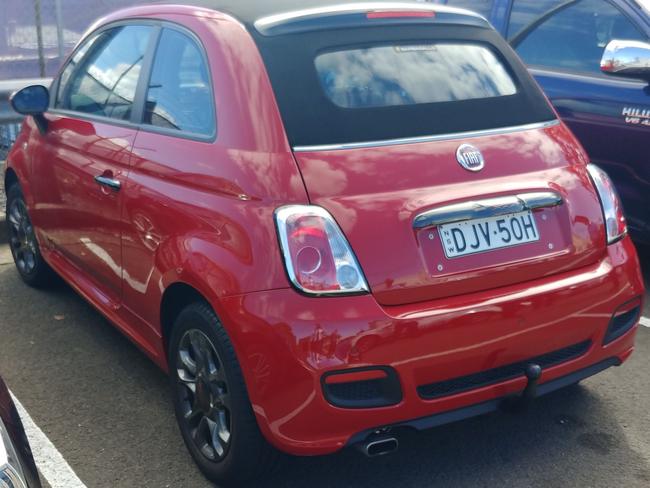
275 206 369 295
586 164 627 244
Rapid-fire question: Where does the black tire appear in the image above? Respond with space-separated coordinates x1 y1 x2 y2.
168 302 280 486
5 183 55 287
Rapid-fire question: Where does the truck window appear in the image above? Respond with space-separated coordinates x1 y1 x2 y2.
511 0 647 76
507 0 560 39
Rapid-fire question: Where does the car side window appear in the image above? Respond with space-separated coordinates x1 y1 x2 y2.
57 25 153 120
55 32 102 107
143 28 216 137
511 0 647 76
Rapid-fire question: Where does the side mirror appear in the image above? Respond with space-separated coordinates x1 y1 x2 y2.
600 39 650 83
10 85 49 133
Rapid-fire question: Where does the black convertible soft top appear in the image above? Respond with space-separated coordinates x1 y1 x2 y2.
156 1 556 147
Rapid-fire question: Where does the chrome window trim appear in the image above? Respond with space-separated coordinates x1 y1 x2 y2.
529 67 648 85
413 191 563 229
292 119 560 152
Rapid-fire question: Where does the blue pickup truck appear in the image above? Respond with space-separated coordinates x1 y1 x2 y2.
434 0 650 245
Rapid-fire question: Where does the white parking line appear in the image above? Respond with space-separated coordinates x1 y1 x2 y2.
10 392 87 488
641 316 650 328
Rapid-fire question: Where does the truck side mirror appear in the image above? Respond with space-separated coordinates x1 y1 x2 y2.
600 39 650 83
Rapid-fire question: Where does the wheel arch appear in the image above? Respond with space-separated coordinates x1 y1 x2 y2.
160 281 211 364
4 167 19 192
157 276 301 454
3 134 36 208
151 229 268 372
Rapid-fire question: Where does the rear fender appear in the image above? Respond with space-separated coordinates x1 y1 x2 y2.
155 241 294 423
155 233 278 370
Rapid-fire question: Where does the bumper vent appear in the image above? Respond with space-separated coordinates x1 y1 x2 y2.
417 341 591 400
328 381 383 401
322 367 402 408
604 304 640 345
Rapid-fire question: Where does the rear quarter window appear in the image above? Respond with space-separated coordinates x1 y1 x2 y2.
143 27 216 138
315 43 516 109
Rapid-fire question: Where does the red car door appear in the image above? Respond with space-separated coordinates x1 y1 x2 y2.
121 25 221 331
31 24 155 304
117 18 307 351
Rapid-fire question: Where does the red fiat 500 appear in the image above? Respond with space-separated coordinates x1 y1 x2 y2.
5 1 645 484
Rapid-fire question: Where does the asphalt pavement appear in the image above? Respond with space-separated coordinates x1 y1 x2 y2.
0 211 649 487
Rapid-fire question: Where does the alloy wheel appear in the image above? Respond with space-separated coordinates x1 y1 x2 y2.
8 198 37 275
176 329 232 462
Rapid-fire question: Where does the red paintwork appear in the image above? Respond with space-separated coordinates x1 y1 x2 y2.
31 116 133 304
4 4 645 457
217 238 642 454
292 122 606 305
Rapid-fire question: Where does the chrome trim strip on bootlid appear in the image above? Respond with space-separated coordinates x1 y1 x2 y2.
292 119 560 152
413 191 563 229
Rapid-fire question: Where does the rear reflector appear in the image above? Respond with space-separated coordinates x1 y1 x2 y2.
367 11 435 19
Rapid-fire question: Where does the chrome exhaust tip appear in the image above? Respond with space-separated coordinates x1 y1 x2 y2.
359 436 399 457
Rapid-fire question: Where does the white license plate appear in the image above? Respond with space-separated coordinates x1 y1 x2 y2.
439 210 540 258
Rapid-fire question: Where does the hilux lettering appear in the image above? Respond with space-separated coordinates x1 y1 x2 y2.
622 106 650 127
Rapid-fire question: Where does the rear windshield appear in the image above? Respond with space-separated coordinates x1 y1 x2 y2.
252 24 556 147
315 43 517 109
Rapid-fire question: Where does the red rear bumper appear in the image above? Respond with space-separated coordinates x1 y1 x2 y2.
217 237 644 455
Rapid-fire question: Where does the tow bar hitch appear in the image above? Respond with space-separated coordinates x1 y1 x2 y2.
501 363 542 413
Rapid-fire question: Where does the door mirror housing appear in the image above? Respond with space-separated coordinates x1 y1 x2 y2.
10 84 49 114
600 40 650 83
10 84 49 133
